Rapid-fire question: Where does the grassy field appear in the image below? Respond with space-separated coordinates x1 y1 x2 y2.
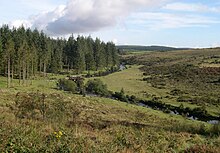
0 76 220 152
88 65 219 117
118 49 220 117
89 65 168 98
0 48 220 152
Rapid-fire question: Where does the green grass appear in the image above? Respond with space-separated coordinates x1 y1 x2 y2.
86 65 219 116
1 48 220 152
0 82 220 152
118 49 220 117
87 65 169 99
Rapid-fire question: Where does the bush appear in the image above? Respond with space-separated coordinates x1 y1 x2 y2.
177 96 193 102
184 145 219 153
13 92 70 121
57 79 77 93
210 122 220 135
85 79 110 96
113 92 128 102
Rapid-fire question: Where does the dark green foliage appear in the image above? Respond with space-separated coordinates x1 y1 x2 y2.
0 25 119 87
112 88 129 102
85 66 120 78
0 36 2 68
86 79 110 96
210 123 220 135
57 79 77 93
112 89 138 104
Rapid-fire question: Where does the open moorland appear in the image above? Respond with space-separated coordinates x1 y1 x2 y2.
0 48 220 152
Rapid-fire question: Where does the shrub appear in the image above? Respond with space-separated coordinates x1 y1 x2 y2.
85 79 110 96
57 79 77 93
13 92 70 121
170 89 184 96
177 96 193 102
184 145 219 153
210 122 220 135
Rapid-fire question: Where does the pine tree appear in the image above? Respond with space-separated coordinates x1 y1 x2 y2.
0 34 3 73
5 37 14 87
94 38 105 70
75 36 86 73
85 36 95 72
105 42 113 67
0 25 119 84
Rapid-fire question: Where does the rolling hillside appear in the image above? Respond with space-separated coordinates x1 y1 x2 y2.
117 45 190 52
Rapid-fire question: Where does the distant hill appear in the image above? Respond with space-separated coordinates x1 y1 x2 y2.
117 45 190 52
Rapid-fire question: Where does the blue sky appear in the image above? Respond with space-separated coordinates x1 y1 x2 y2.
1 0 220 48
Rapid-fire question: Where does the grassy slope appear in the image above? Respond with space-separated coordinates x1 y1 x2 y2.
91 65 168 98
89 65 219 116
119 49 220 116
0 75 220 152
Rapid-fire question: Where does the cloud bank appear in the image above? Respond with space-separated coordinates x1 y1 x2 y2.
163 2 220 13
128 12 220 30
45 0 170 35
8 0 220 36
10 0 168 35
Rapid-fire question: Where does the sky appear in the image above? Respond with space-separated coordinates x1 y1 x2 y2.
1 0 220 48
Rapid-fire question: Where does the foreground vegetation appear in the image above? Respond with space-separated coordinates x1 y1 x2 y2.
0 79 220 152
0 47 220 152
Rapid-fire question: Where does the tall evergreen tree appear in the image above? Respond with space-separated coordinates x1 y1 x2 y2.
85 36 95 72
105 42 113 67
0 25 119 84
94 38 105 70
5 37 14 87
75 36 86 73
0 34 3 73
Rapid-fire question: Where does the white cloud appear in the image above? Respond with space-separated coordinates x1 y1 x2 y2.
211 42 220 48
163 2 220 13
9 0 169 36
31 5 66 32
7 0 220 36
112 38 118 45
45 0 170 35
8 20 32 29
128 12 220 30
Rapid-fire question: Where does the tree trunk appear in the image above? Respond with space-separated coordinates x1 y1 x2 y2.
19 64 21 85
31 58 34 77
7 58 11 88
43 62 46 77
67 62 70 72
18 59 21 85
11 62 14 87
31 58 34 85
26 61 29 86
39 60 42 74
22 61 26 85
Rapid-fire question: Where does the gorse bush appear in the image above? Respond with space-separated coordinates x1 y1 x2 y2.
14 92 47 119
85 79 110 96
211 122 220 135
57 79 77 93
13 92 71 121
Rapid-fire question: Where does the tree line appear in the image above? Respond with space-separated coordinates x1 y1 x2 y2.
0 25 119 87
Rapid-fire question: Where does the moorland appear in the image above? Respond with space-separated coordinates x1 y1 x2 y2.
0 26 220 152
